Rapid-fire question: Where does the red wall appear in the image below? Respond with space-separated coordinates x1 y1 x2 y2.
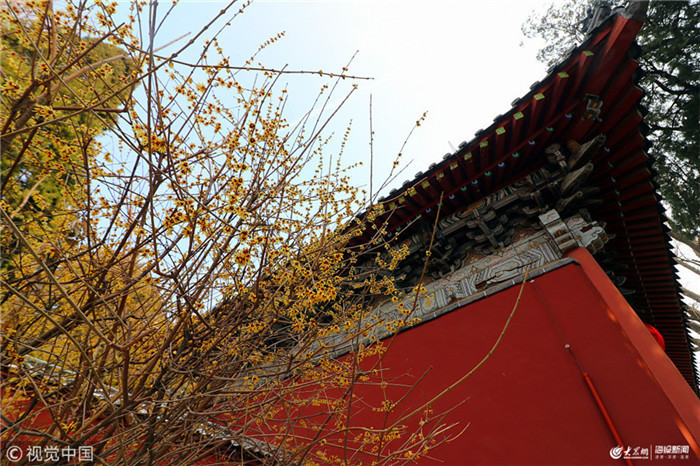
301 248 700 464
6 247 698 464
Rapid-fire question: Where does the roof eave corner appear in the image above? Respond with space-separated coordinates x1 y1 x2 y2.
623 0 649 23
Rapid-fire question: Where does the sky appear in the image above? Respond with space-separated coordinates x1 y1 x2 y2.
143 0 549 192
130 0 699 303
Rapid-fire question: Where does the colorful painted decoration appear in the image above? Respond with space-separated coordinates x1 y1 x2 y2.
558 71 569 78
514 112 524 120
480 140 489 148
496 127 506 135
534 93 545 101
583 95 603 121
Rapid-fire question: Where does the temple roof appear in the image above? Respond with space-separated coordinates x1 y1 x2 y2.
349 4 698 390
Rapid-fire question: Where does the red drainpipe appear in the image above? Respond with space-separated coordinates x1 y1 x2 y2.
583 372 634 466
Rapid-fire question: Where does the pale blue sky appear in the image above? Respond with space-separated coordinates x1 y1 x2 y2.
116 0 699 302
131 0 548 193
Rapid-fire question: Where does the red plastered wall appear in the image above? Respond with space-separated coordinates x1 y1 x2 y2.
300 249 700 464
